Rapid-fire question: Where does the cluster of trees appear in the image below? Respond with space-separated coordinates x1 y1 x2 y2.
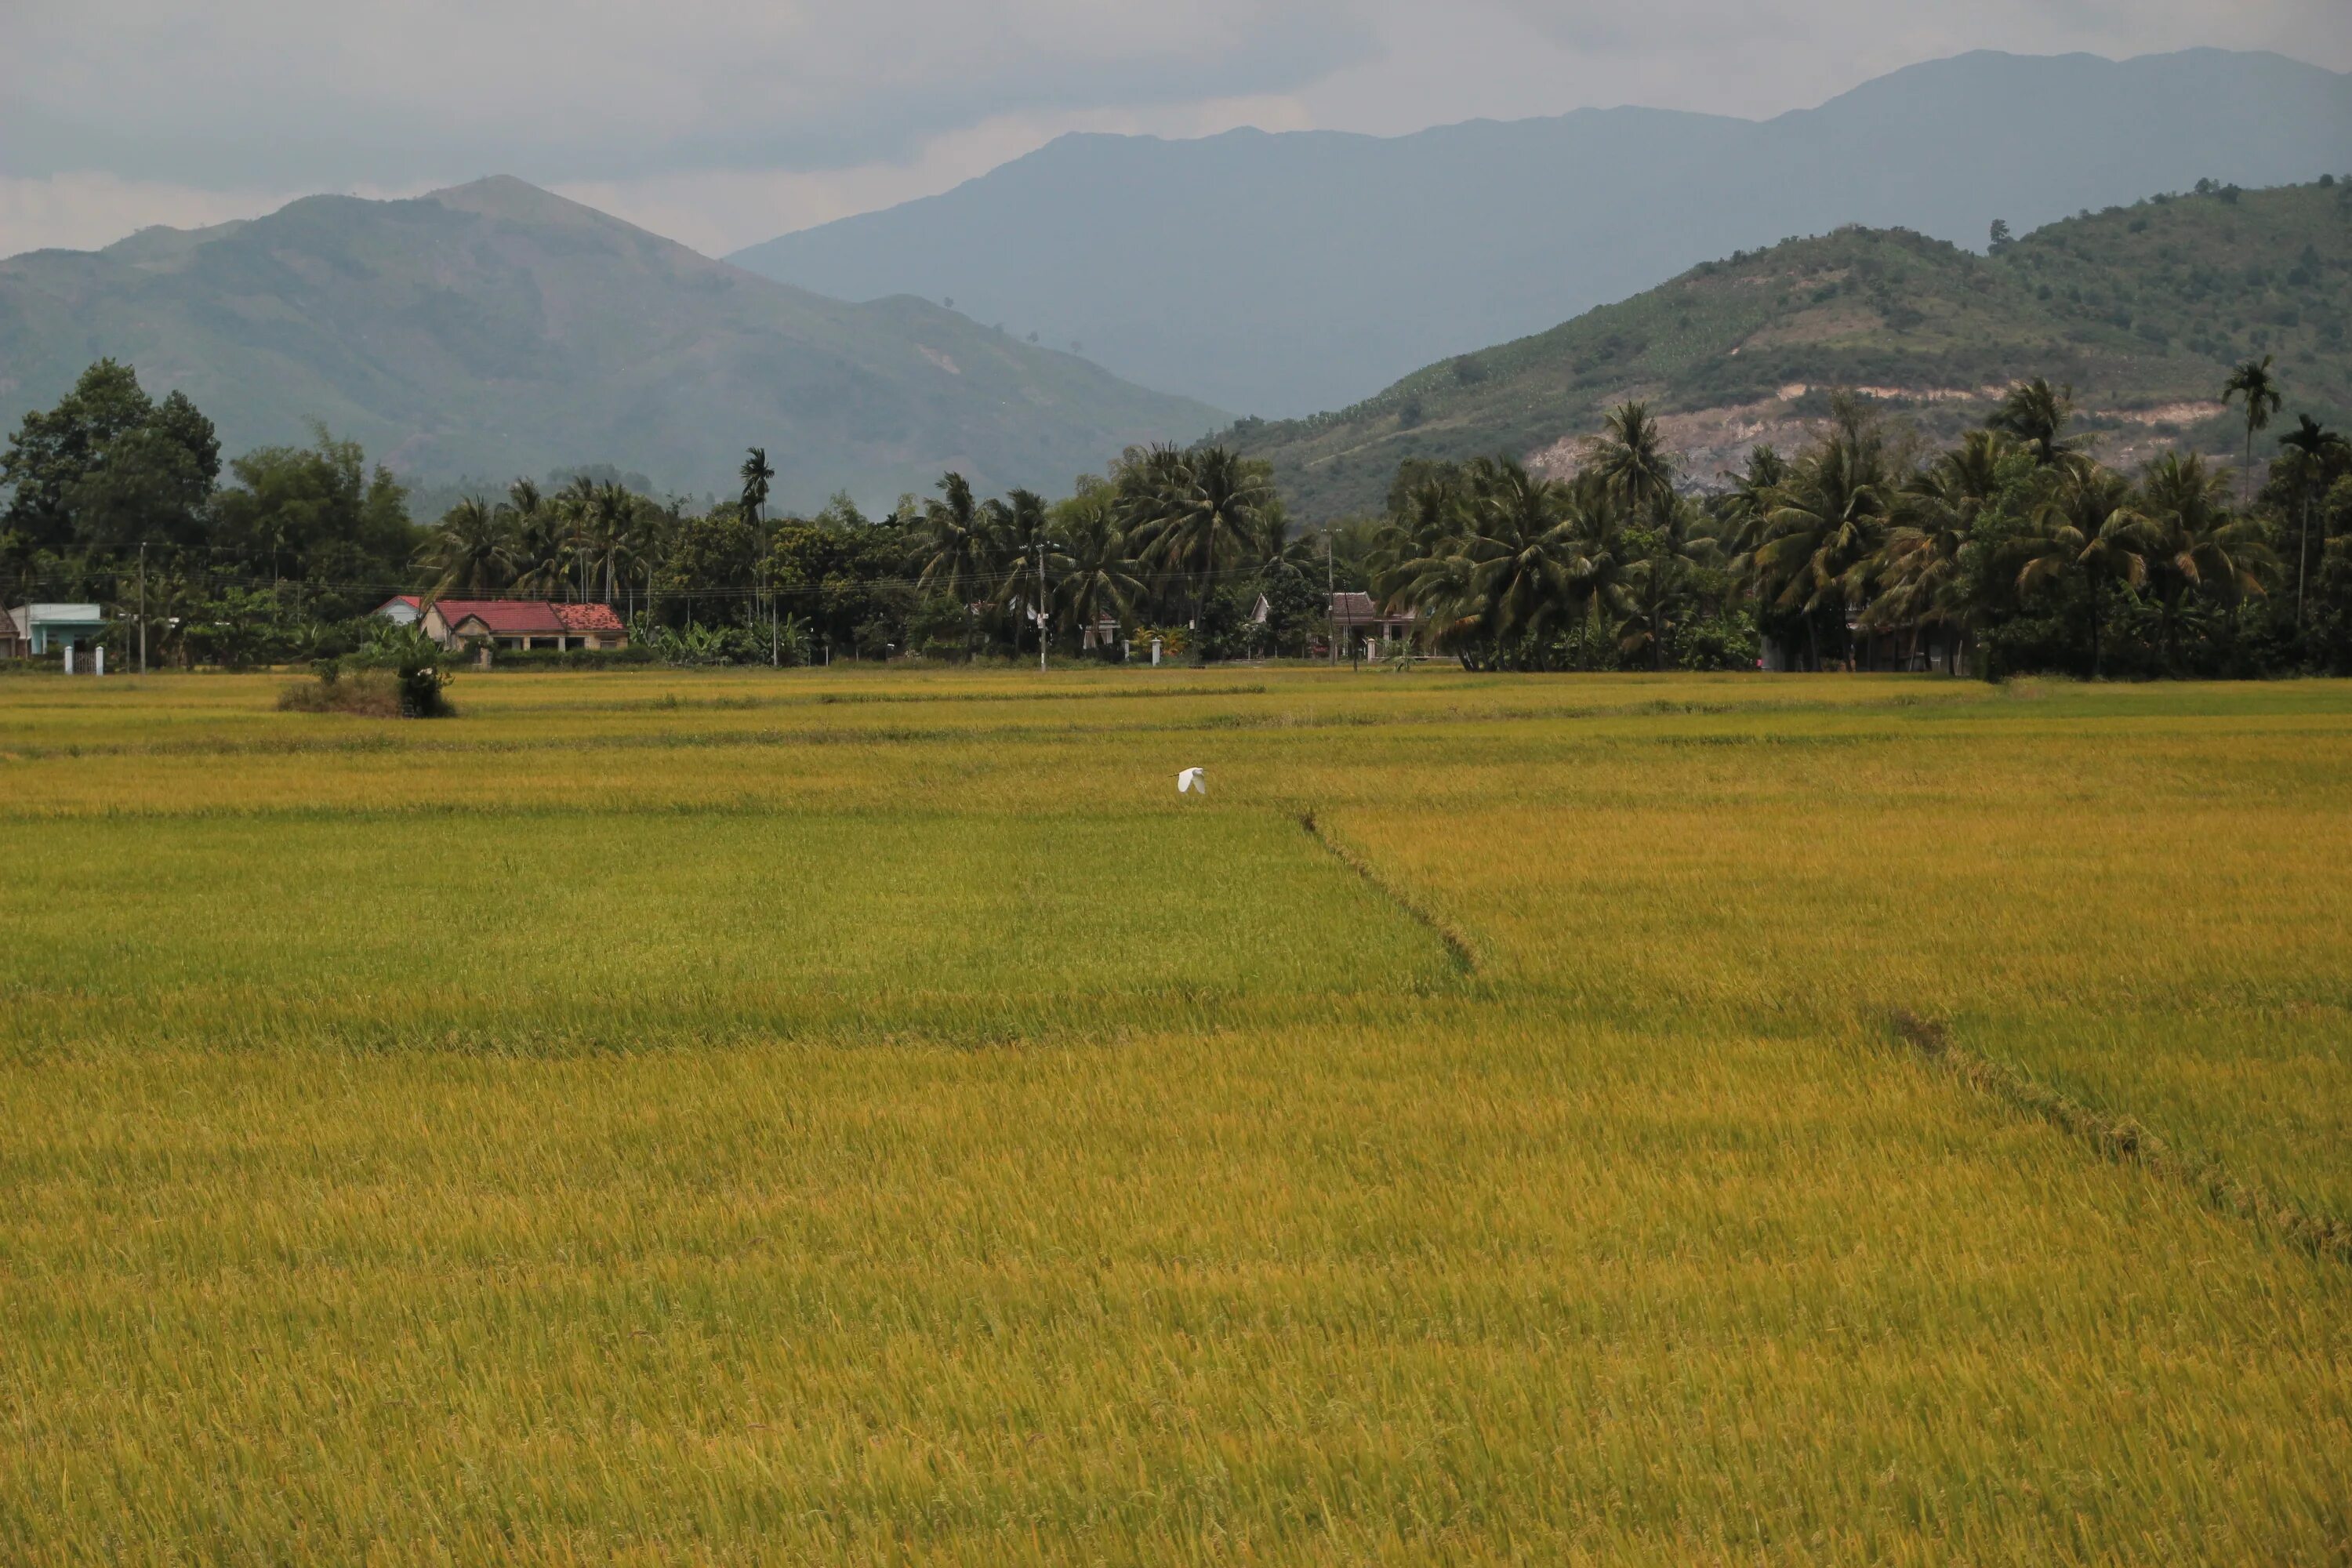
405 441 1334 663
1 361 418 666
1374 367 2352 678
1373 405 1757 673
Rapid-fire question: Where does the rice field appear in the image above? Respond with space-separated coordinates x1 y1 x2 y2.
2 666 2349 1563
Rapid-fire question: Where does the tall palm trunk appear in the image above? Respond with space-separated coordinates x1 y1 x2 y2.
2298 491 2310 628
2088 581 2103 679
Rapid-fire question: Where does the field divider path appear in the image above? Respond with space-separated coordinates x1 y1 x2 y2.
1298 808 1480 977
1890 1011 2352 1268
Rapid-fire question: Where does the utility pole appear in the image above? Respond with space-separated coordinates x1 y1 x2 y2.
1326 526 1336 666
137 542 147 676
1036 542 1048 673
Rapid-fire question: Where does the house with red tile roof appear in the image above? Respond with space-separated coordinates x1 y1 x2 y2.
418 598 628 652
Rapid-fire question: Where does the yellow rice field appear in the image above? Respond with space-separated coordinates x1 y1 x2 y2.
2 666 2348 1563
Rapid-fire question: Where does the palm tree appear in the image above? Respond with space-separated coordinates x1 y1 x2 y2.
2275 415 2348 625
917 472 997 659
1987 379 2078 466
2220 355 2282 506
1560 477 1640 659
1614 495 1719 670
508 478 579 598
1136 445 1272 630
2015 458 2154 678
1053 486 1145 650
989 488 1059 657
740 448 776 634
1714 446 1789 597
739 447 774 524
1370 470 1483 661
1744 434 1895 669
1584 401 1678 516
1461 460 1581 662
1871 430 2010 673
417 497 522 597
582 483 645 608
2140 451 2272 667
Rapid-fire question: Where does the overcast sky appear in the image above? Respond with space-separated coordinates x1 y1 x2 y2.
2 0 2344 259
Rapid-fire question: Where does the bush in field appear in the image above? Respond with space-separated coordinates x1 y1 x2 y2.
328 623 454 717
278 664 404 717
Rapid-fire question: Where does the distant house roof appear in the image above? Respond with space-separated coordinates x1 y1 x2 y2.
9 604 106 640
373 595 421 616
434 599 568 635
1330 592 1416 626
553 601 625 633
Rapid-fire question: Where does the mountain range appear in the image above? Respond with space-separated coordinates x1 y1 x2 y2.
1229 180 2352 518
0 177 1221 510
732 49 2352 418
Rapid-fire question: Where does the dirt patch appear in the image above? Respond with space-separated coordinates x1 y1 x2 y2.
1777 383 2002 404
1531 397 1824 487
2103 401 2226 426
1526 386 2234 492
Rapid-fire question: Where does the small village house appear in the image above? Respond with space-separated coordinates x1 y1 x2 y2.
4 603 108 659
1326 591 1417 650
1248 590 1419 658
410 599 629 652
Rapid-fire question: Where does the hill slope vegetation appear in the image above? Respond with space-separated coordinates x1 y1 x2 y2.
1231 180 2352 519
732 49 2352 417
0 178 1221 508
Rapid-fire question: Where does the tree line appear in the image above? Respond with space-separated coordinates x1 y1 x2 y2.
1374 363 2352 678
412 439 1334 663
0 359 1341 667
7 356 2350 675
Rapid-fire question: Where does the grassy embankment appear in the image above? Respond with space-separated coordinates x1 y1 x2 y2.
2 667 2348 1562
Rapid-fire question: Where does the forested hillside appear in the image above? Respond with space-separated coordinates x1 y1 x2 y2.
0 178 1221 508
734 49 2352 416
1233 180 2352 519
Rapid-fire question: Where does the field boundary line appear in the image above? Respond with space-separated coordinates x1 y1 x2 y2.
1298 808 1479 976
1890 1011 2352 1268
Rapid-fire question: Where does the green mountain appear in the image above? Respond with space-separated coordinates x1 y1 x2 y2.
1232 180 2352 519
0 177 1223 510
734 49 2352 418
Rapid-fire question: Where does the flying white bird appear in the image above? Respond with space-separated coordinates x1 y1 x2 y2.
1177 767 1206 796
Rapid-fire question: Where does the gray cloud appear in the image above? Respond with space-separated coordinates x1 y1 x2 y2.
1 0 1379 187
1 0 2341 258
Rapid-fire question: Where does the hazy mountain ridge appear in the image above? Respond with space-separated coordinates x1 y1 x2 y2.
732 49 2352 417
0 176 1222 509
1228 181 2352 518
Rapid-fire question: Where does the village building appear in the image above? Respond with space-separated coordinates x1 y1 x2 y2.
1248 590 1419 655
1327 591 1417 648
372 595 423 626
4 603 108 659
412 599 629 652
